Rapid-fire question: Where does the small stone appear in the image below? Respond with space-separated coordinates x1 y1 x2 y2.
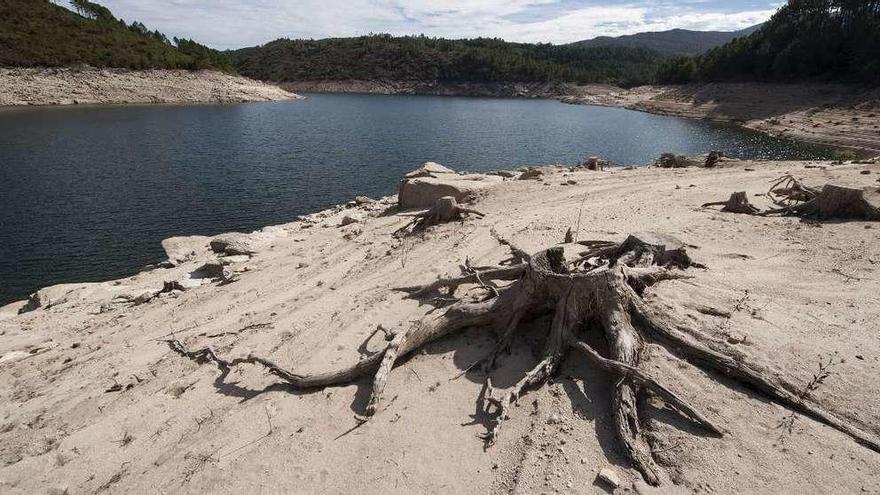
597 467 621 489
546 413 563 425
354 196 374 205
581 458 587 464
860 170 871 175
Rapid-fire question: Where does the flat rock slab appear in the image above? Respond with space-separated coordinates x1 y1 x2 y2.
399 175 502 209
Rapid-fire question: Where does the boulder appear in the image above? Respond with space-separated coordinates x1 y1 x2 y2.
353 195 374 205
161 236 211 265
403 161 456 179
210 233 256 256
398 175 501 209
518 168 544 180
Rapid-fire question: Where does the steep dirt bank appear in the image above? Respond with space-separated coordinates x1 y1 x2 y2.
563 83 880 154
281 79 569 98
0 67 299 106
1 159 879 493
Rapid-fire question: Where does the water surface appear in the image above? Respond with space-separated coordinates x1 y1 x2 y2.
0 93 833 304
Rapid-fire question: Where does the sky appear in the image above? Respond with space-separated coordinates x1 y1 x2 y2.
91 0 781 50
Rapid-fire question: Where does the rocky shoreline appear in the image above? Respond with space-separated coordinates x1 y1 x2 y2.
561 83 880 155
0 67 299 106
280 79 570 98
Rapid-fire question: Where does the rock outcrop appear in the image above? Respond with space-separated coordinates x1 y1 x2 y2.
398 162 502 209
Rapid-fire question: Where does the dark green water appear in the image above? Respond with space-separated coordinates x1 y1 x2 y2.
0 93 833 304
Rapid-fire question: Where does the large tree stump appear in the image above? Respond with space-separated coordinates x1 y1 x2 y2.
166 232 880 485
764 175 880 220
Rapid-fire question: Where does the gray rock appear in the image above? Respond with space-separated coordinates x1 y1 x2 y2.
210 233 256 255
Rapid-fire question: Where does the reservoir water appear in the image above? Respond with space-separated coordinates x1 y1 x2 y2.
0 93 834 305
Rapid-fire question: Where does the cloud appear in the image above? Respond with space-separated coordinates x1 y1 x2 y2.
97 0 778 49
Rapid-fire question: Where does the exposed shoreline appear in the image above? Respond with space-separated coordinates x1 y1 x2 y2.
281 79 568 98
1 159 879 493
0 67 299 107
282 79 880 155
561 83 880 155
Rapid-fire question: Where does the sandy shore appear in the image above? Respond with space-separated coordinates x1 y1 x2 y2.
1 158 879 493
563 83 880 155
0 67 299 106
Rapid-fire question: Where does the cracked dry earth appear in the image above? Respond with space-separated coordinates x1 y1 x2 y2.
1 159 880 494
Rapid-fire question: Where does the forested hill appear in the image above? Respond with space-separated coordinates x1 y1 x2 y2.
657 0 879 83
0 0 231 70
232 35 664 87
571 25 762 56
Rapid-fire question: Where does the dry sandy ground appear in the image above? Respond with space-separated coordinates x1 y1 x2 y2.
0 67 298 106
1 159 880 494
563 83 880 154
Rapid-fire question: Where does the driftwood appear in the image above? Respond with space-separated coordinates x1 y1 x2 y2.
394 196 484 236
165 231 880 485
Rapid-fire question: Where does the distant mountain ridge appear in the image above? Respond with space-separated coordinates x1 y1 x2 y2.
570 25 763 56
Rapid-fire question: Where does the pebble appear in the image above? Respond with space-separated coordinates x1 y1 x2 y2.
597 467 622 489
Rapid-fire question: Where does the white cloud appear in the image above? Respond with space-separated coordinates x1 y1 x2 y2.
97 0 778 49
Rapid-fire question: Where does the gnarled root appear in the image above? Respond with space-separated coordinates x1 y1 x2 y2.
702 191 760 214
395 196 485 236
764 182 880 220
165 231 880 485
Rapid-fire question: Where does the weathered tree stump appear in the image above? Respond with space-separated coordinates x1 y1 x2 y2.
166 231 880 485
702 191 761 214
394 196 484 236
767 184 880 220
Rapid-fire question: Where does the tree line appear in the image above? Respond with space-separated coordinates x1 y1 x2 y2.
1 0 233 71
232 35 663 87
657 0 880 83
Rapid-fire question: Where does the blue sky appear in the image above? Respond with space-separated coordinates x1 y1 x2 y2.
90 0 781 49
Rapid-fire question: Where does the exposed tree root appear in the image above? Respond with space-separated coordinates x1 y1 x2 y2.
395 196 484 236
702 191 760 214
165 231 880 485
709 175 880 220
763 176 880 219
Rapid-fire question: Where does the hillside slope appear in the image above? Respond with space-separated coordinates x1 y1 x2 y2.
233 35 663 87
0 0 230 70
656 0 879 82
571 25 762 56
